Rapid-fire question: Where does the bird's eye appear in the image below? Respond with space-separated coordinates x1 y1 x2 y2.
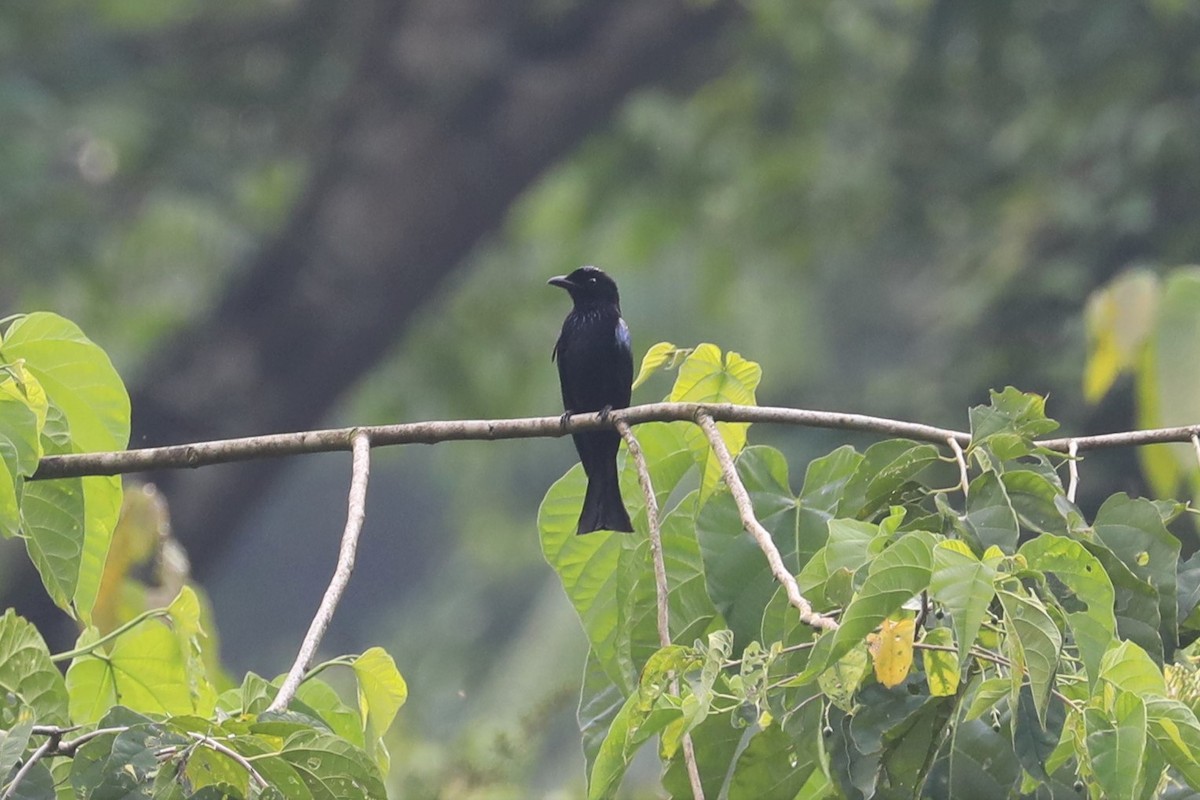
588 276 597 283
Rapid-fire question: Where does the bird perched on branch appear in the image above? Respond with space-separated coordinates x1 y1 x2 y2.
549 266 635 534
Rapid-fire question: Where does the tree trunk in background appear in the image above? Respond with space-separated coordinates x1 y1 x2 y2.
125 0 738 572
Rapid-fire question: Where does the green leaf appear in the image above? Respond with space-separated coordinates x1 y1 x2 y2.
540 463 632 689
1086 692 1147 800
696 446 800 647
669 344 761 502
1001 470 1070 535
921 627 960 697
65 615 216 724
1099 640 1166 697
276 729 387 799
968 387 1059 447
0 609 69 726
964 472 1020 554
578 649 624 783
1145 697 1200 791
662 708 745 799
727 722 819 800
21 404 122 622
929 540 999 662
631 341 685 390
821 531 936 670
838 440 938 519
963 676 1011 721
0 709 33 781
0 312 129 453
1084 539 1163 661
1093 493 1180 660
998 583 1062 725
586 685 680 800
1019 534 1116 688
352 646 407 773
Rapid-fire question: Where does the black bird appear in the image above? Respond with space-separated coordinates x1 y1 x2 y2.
549 266 635 534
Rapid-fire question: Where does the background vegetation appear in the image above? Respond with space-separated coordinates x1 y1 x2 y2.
3 0 1200 795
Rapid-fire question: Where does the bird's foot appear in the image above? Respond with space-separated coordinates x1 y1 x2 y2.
598 405 614 423
559 410 573 429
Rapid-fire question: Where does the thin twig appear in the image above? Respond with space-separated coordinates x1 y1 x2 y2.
949 437 969 498
1192 434 1200 472
31 403 972 480
1067 440 1079 503
695 412 838 632
267 430 372 713
187 733 268 789
616 420 705 800
615 421 670 650
1 736 54 800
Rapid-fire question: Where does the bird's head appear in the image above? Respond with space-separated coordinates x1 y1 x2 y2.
548 265 621 307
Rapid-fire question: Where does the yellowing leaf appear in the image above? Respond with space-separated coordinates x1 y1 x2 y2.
870 617 915 688
353 646 408 772
1084 269 1160 403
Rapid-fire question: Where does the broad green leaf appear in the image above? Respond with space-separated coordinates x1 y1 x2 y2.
819 644 869 712
822 531 936 670
0 709 33 780
352 646 407 772
1145 697 1200 791
65 615 216 724
631 341 685 390
0 362 44 517
799 445 863 515
929 540 999 662
0 609 68 726
579 649 624 781
964 472 1019 554
870 617 915 689
1019 534 1116 688
0 312 129 453
669 344 761 502
963 676 1010 721
22 405 122 622
1084 269 1160 402
1086 692 1147 800
290 678 364 747
727 722 819 800
998 583 1062 725
0 457 18 539
277 729 387 799
1001 469 1070 535
968 387 1059 447
540 463 633 689
921 627 959 697
1085 539 1163 662
837 440 938 519
1093 493 1180 660
662 708 745 799
696 447 800 647
1099 640 1166 697
945 718 1022 798
587 685 680 800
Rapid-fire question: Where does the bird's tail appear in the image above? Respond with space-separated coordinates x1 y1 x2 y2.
578 463 634 535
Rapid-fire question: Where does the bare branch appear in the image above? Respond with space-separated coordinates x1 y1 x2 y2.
1067 440 1079 503
694 412 838 633
949 437 969 498
616 419 705 799
33 402 972 480
1 736 54 800
268 429 372 714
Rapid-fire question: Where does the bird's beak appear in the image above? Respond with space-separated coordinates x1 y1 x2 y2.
548 275 573 289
